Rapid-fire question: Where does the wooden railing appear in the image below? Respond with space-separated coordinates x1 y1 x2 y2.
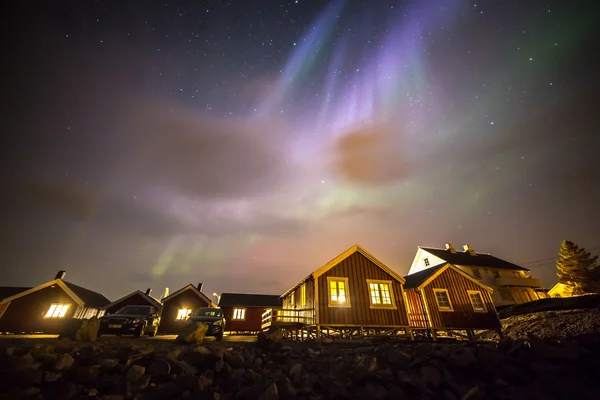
261 308 315 329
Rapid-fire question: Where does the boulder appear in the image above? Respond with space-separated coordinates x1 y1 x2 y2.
176 322 209 344
75 316 101 342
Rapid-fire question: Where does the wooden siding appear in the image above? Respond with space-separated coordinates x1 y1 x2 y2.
422 268 500 330
0 285 79 334
221 306 268 332
281 279 315 324
405 290 428 328
316 252 409 326
105 293 158 315
158 289 211 334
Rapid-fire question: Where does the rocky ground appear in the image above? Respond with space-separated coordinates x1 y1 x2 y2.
1 333 600 400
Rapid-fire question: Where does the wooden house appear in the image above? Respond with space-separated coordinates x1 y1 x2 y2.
218 293 281 334
0 271 110 334
262 245 411 340
157 283 215 334
403 262 501 340
104 289 163 315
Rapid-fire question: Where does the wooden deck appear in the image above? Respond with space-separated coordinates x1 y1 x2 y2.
261 308 315 330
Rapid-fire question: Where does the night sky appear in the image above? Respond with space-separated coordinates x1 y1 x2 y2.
3 0 599 301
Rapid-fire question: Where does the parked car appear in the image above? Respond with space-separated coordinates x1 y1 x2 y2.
187 307 226 340
98 305 160 337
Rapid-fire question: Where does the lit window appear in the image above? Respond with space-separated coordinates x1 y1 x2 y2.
290 291 295 308
367 280 394 307
328 277 349 307
467 291 486 312
44 304 70 318
433 289 453 311
176 308 192 320
424 257 430 267
300 284 306 307
513 271 520 278
232 308 246 320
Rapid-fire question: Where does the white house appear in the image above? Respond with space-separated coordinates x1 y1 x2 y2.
408 243 547 307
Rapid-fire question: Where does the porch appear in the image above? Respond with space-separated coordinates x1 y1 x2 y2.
261 308 315 330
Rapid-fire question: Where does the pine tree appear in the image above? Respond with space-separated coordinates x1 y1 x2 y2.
555 240 600 295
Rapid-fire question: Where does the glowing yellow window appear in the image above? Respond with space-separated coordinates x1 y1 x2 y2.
367 280 394 307
290 291 295 307
44 304 70 318
328 277 349 307
232 308 246 320
176 308 192 320
300 284 306 307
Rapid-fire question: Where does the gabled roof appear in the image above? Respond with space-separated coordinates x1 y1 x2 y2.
218 293 282 308
282 244 405 298
104 290 162 310
162 284 214 306
1 279 110 308
0 287 31 301
420 247 529 271
404 262 493 292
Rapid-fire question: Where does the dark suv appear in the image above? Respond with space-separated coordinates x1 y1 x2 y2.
99 305 161 337
187 307 226 340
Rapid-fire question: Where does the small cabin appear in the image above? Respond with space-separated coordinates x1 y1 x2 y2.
0 271 110 334
157 283 215 334
218 293 282 334
263 245 411 340
403 263 501 340
104 289 163 315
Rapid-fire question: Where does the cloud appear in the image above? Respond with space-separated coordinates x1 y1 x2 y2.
328 125 415 186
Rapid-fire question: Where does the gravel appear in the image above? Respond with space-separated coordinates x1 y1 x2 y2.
1 333 599 399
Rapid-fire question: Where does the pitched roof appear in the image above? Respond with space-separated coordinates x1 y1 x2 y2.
218 293 282 308
63 281 111 308
420 247 528 271
0 287 31 301
104 290 162 310
404 263 447 289
162 284 214 306
282 244 405 298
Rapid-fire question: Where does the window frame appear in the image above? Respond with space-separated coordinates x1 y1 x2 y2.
326 277 351 308
423 257 430 267
366 279 397 309
44 303 71 319
176 308 192 320
432 288 454 312
467 290 487 313
232 307 246 321
300 284 306 307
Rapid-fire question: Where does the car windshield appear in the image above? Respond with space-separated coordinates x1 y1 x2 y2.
115 305 152 315
193 308 221 317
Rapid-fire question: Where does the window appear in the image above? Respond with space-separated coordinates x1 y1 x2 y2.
513 271 521 278
472 268 482 279
493 270 500 278
44 304 70 318
290 291 295 308
300 284 306 307
467 290 487 312
424 257 430 267
232 308 246 320
432 289 453 311
522 290 533 303
176 308 192 320
366 279 396 308
327 277 350 307
499 288 514 302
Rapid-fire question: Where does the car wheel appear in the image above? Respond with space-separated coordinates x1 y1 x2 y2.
215 332 223 341
134 322 146 338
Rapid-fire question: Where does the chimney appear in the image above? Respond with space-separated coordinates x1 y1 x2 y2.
445 243 456 253
197 283 204 292
463 244 476 256
145 288 152 296
54 270 66 280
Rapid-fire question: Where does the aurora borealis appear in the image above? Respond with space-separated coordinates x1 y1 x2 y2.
4 0 599 299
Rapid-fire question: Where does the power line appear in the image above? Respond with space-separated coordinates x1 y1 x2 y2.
521 246 600 266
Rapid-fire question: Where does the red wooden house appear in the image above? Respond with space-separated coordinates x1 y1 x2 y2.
157 283 215 334
403 262 501 340
263 245 411 340
104 289 163 315
218 293 281 334
0 271 110 334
